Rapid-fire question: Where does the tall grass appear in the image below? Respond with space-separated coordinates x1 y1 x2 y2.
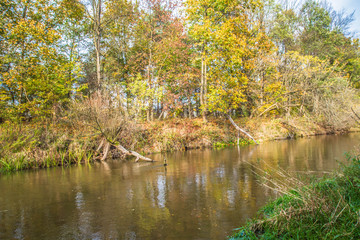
0 123 97 173
229 154 360 239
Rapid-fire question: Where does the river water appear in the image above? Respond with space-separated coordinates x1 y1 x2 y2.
1 133 359 239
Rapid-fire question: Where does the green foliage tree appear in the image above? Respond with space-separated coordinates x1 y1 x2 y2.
271 7 299 53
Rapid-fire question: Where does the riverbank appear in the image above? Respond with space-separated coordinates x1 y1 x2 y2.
0 116 357 173
229 153 360 239
140 116 358 153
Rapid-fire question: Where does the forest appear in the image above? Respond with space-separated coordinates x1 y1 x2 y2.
1 0 360 170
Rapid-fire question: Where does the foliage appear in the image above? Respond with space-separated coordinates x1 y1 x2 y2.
0 0 85 121
278 52 356 127
1 0 359 124
186 0 273 114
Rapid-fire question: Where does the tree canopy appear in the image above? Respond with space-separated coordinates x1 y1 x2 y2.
1 0 359 124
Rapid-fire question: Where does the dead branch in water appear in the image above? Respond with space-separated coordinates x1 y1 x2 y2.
101 142 110 162
115 144 153 162
95 137 154 162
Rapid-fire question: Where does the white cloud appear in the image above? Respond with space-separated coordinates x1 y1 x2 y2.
326 0 360 35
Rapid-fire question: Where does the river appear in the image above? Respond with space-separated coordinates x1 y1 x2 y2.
1 133 359 239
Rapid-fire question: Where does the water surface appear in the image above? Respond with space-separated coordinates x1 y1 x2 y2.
1 133 359 239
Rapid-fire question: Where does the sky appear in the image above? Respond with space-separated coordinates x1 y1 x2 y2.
326 0 360 36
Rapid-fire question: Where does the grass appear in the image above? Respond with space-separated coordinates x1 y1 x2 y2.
213 138 253 149
229 154 360 239
139 117 241 153
0 122 98 174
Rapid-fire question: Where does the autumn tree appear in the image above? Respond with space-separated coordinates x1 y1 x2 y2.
78 0 105 89
186 0 213 121
186 0 272 115
0 0 84 121
121 0 196 120
271 6 299 53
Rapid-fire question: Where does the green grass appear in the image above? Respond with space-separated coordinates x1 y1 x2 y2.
229 154 360 240
213 138 253 149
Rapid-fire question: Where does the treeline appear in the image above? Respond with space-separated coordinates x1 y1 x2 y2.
1 0 359 126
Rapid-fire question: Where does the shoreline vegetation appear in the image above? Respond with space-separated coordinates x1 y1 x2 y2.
2 0 360 173
229 153 360 239
0 115 359 173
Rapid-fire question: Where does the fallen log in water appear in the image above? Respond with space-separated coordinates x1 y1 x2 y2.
96 138 154 162
115 144 153 162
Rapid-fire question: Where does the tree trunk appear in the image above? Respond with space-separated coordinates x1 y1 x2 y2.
101 142 110 161
200 55 204 119
147 48 153 121
95 38 101 86
188 98 192 119
204 56 207 122
93 0 102 88
200 54 207 122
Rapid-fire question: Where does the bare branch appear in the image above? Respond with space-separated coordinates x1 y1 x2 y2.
227 114 259 144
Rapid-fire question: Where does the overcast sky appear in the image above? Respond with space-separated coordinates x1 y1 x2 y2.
326 0 360 36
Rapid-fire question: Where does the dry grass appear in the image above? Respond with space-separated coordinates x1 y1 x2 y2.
139 117 240 153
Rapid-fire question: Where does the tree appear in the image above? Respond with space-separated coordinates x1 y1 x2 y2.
187 0 272 115
271 7 299 53
277 52 356 127
0 0 84 121
123 0 194 120
299 0 332 58
186 0 271 142
186 0 214 121
79 0 104 88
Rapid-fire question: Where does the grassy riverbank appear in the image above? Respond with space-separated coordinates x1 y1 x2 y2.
0 116 357 173
229 154 360 239
0 122 96 173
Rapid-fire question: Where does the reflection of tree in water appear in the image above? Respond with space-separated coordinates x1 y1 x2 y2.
0 134 359 239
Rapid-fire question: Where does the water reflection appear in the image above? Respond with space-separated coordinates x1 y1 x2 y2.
0 133 359 239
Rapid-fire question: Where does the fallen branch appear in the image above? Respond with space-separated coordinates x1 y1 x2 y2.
258 103 278 117
227 114 259 145
96 138 105 152
101 142 110 162
350 116 360 125
94 137 154 162
115 144 154 162
351 107 360 123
